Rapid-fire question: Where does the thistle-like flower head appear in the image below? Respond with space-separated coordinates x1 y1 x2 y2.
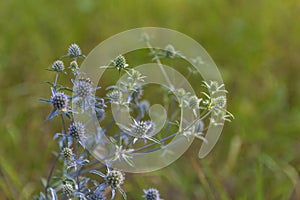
51 60 65 72
50 90 68 111
62 183 73 196
74 78 93 99
67 122 85 140
69 60 78 72
165 44 176 58
130 120 155 137
187 95 201 110
143 188 162 200
112 55 128 71
68 43 82 58
105 169 125 188
106 90 123 103
211 95 227 109
202 80 227 95
62 147 73 161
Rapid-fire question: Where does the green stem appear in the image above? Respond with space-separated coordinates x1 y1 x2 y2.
146 41 173 89
45 154 61 198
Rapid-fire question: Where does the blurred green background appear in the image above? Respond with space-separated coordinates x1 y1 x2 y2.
0 0 299 199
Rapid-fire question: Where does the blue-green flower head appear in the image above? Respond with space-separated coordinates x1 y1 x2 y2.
105 169 125 188
68 43 82 58
67 122 85 140
50 90 68 111
113 55 128 71
62 147 73 161
51 60 65 72
62 183 73 196
74 78 93 99
143 188 162 200
131 120 155 137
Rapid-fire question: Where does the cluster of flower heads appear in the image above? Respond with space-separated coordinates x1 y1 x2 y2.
37 43 167 200
36 39 233 200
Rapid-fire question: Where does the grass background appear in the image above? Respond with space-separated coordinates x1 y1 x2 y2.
0 0 300 199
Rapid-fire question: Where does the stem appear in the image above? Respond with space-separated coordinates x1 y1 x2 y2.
134 109 211 153
79 163 106 176
183 109 212 132
179 106 184 132
75 142 80 191
125 137 135 149
45 154 61 198
53 73 59 89
146 41 173 89
60 114 67 134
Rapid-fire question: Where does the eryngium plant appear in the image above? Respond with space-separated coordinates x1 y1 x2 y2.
36 39 233 200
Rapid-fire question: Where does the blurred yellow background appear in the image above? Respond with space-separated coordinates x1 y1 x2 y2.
0 0 299 199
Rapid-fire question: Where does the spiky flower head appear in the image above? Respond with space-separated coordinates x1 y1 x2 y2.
106 90 123 103
127 69 146 83
143 188 161 200
62 147 73 161
174 88 190 106
67 122 85 140
69 60 78 72
74 78 93 99
63 183 73 196
165 44 176 58
105 169 125 188
112 55 128 71
202 80 227 95
51 92 68 110
68 43 82 58
211 96 226 109
187 95 201 110
131 120 155 137
51 60 65 72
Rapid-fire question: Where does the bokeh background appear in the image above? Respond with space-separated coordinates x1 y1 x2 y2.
0 0 299 199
